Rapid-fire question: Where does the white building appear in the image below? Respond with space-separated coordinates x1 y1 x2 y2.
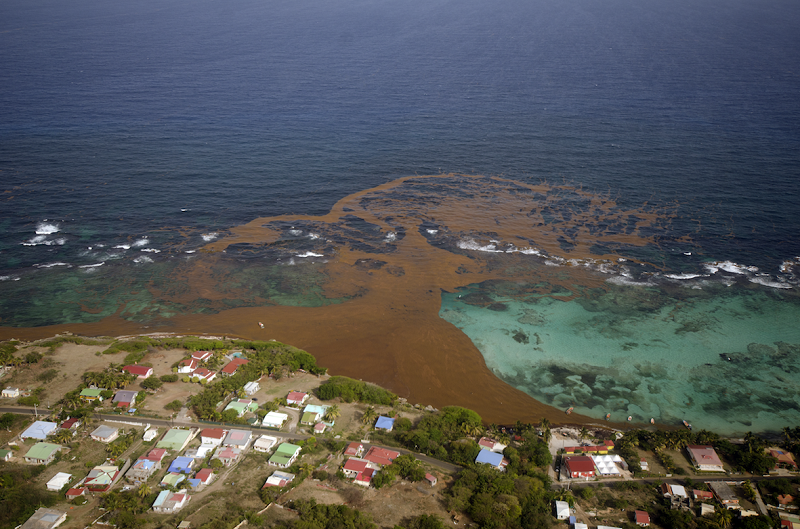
243 381 260 395
253 435 278 453
554 500 570 520
262 411 289 429
46 473 72 491
2 387 21 398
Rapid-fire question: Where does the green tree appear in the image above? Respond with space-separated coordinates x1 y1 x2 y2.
323 405 341 423
140 377 163 390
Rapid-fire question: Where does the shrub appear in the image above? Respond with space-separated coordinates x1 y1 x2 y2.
165 400 183 412
37 369 59 383
18 396 40 406
160 374 178 382
140 377 163 390
25 352 43 364
312 470 329 481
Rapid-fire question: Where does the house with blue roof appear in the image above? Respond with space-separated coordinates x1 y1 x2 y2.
375 416 395 431
20 421 58 440
126 458 159 483
168 456 195 474
475 448 508 471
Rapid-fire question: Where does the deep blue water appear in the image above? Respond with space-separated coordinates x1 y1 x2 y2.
1 0 800 321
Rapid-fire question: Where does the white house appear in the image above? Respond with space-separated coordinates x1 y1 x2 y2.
143 428 158 442
253 435 278 453
554 500 570 520
152 490 190 513
46 473 72 491
200 428 227 446
286 391 308 406
262 411 289 429
2 387 20 398
90 425 120 444
19 508 67 529
243 381 260 395
178 358 199 374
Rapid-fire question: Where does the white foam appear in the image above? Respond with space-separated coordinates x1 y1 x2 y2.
35 222 60 235
426 229 439 234
21 235 47 246
133 238 149 247
34 262 70 269
0 275 20 281
308 233 320 240
140 248 160 253
703 260 759 275
780 258 800 273
297 252 324 258
185 250 196 254
201 233 218 242
114 244 131 250
750 276 791 289
606 276 655 287
289 230 303 236
457 238 502 252
181 208 190 212
79 262 104 269
385 232 397 242
665 273 704 280
133 256 153 264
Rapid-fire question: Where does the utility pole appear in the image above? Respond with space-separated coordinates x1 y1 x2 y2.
34 403 38 418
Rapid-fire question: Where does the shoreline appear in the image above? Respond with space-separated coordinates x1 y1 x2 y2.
0 331 636 431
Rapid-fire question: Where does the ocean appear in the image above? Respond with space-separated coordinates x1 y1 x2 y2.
1 0 799 435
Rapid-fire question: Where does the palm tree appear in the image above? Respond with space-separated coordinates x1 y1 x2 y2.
461 423 484 438
53 429 73 444
138 484 151 499
323 405 340 423
361 406 377 426
579 427 589 443
299 462 314 477
714 505 732 528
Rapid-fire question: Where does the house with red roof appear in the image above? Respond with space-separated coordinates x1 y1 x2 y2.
425 473 437 486
686 445 724 472
286 391 308 406
200 428 227 446
65 487 86 500
193 367 217 383
192 351 213 363
342 458 370 478
354 468 376 487
195 468 214 486
478 437 507 453
60 417 81 431
363 446 399 468
769 448 798 470
122 365 153 379
345 442 365 458
564 456 596 479
178 358 199 374
693 489 714 500
635 510 650 526
221 358 249 376
144 448 168 463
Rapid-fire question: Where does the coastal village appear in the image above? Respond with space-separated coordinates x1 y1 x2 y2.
1 335 799 529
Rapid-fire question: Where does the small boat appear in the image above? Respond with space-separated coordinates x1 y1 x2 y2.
627 416 632 421
566 407 573 415
605 413 611 420
683 420 693 430
258 322 264 328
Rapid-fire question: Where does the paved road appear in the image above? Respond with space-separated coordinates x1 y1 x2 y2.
0 406 461 472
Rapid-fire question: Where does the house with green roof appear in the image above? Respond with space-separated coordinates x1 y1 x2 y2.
80 388 105 402
156 428 193 451
268 443 301 468
223 399 258 417
24 443 62 464
160 472 186 488
0 449 12 461
301 404 332 425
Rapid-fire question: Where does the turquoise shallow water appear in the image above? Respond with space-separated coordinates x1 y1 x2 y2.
440 280 800 436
